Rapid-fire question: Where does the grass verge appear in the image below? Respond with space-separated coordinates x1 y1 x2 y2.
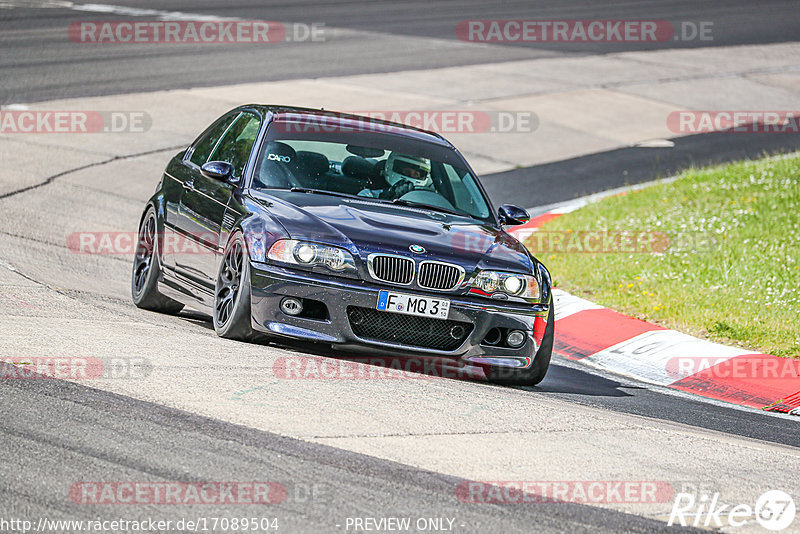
529 152 800 358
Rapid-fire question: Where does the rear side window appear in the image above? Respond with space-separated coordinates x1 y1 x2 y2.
189 113 238 166
208 112 262 178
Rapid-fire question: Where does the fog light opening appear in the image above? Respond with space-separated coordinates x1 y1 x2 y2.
483 327 502 346
280 297 303 316
449 325 466 340
506 330 526 348
349 308 366 325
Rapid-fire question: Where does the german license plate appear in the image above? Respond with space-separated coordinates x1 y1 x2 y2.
376 290 450 320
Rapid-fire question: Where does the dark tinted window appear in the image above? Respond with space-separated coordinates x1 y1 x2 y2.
189 113 238 166
208 112 261 177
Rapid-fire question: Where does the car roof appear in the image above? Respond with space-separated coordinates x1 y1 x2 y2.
236 104 454 148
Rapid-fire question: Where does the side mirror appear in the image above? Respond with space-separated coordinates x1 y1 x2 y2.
200 161 235 182
498 204 530 226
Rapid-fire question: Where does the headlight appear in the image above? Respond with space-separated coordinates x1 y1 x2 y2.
472 270 540 302
267 239 356 273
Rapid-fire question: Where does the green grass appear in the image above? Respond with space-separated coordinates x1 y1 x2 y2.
531 153 800 358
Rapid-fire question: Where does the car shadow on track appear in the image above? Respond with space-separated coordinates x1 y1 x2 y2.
527 361 644 398
173 311 638 398
177 310 215 330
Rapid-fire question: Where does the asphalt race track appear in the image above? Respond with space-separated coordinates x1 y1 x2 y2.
1 367 695 533
2 0 800 103
1 2 799 533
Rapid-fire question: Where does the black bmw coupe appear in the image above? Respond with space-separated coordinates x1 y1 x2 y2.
132 105 554 385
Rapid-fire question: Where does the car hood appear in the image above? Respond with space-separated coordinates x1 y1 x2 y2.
250 190 534 273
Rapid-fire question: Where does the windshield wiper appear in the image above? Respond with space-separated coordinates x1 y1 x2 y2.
289 187 362 200
289 188 470 217
390 198 468 217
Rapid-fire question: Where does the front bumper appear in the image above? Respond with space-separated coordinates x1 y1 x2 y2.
249 262 549 368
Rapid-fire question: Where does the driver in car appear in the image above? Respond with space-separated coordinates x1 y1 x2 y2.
359 153 433 200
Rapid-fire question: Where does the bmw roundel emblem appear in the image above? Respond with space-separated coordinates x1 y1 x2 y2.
409 244 426 254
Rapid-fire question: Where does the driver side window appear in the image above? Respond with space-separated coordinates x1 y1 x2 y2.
189 113 238 167
208 112 262 178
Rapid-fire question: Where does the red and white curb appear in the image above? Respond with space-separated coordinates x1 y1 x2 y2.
508 203 800 416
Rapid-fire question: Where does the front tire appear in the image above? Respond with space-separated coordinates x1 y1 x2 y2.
483 304 554 386
131 207 184 314
213 232 263 341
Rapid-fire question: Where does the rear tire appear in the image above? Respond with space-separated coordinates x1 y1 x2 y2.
213 232 264 342
483 304 554 386
131 207 184 314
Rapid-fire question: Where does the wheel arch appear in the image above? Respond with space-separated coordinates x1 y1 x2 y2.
233 210 291 263
138 193 168 265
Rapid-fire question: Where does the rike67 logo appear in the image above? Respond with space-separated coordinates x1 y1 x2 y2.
669 490 795 531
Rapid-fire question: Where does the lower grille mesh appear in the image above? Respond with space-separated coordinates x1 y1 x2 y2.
347 306 473 351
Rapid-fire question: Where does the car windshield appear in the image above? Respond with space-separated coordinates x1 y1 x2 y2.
251 124 492 221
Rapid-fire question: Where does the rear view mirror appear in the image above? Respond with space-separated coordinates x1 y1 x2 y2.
346 145 385 158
